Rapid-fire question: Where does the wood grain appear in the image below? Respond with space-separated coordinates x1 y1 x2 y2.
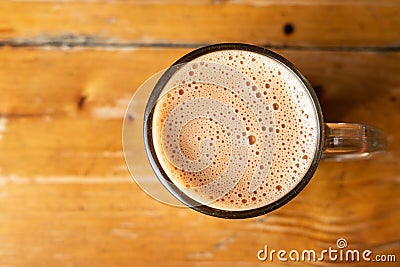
0 48 399 267
0 1 399 47
1 47 399 117
1 47 399 177
0 1 399 266
0 164 398 267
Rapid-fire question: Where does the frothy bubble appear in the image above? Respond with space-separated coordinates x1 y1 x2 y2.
151 50 318 211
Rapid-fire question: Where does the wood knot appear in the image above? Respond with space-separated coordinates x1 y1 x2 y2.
77 95 87 110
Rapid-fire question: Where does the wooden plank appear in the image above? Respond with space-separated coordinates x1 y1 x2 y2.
0 117 125 177
0 168 398 267
0 47 184 116
1 47 399 117
0 112 398 178
0 1 399 47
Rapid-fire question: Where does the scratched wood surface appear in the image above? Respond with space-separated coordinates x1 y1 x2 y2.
0 1 399 266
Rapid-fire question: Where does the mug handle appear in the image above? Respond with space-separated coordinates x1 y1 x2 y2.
322 123 387 160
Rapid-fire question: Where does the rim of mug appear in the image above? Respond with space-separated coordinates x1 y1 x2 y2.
143 43 324 219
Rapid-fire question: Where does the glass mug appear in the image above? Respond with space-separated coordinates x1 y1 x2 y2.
123 43 386 219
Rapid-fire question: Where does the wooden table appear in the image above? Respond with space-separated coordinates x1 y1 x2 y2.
0 1 399 266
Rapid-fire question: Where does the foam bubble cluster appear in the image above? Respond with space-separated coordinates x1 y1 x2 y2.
152 50 318 211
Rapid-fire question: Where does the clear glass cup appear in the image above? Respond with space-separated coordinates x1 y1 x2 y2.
123 43 386 219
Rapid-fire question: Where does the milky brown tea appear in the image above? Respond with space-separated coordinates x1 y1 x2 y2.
150 48 319 211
